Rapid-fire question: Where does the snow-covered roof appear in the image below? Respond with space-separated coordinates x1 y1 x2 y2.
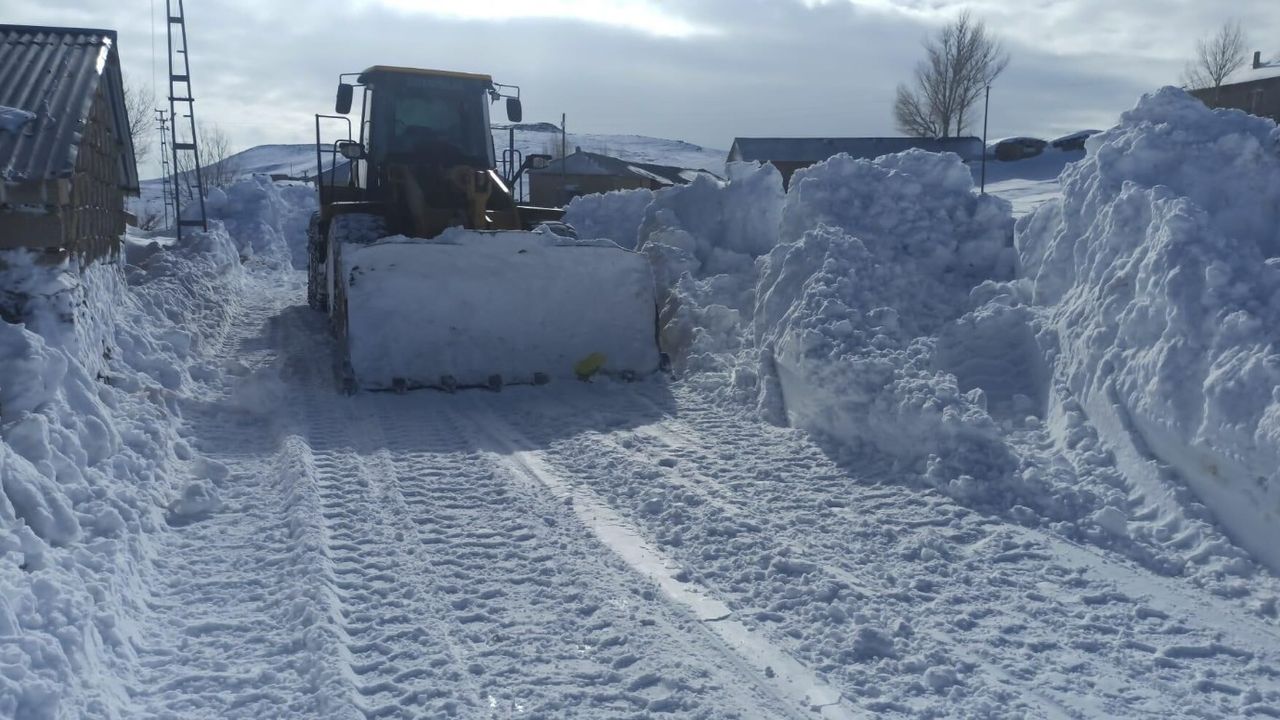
729 136 985 164
0 24 138 194
531 150 719 186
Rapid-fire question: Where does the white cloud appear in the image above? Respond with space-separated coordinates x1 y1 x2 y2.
803 0 1280 62
6 0 1280 179
364 0 715 38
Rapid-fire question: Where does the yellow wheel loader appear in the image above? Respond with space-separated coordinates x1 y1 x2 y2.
307 66 661 393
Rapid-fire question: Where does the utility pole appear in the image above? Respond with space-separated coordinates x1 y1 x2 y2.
166 0 207 239
980 85 991 195
155 108 173 228
560 112 567 206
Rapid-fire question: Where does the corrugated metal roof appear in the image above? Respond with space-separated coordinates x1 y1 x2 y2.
0 24 138 197
729 136 985 164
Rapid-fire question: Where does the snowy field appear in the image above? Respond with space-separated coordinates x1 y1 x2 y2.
4 88 1280 718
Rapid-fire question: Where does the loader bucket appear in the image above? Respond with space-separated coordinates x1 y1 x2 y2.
337 227 661 390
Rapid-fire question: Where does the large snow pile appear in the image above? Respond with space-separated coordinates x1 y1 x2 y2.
203 176 317 268
595 152 1015 473
574 96 1280 589
563 187 654 250
1018 87 1280 574
0 183 309 716
754 151 1015 471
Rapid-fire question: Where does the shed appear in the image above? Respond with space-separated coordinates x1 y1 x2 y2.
528 149 718 207
727 136 984 188
1189 52 1280 123
0 24 139 263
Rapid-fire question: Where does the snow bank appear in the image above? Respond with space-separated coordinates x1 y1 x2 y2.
580 153 1017 475
563 187 653 250
638 164 785 287
1018 87 1280 573
755 151 1016 470
0 177 309 716
204 176 317 269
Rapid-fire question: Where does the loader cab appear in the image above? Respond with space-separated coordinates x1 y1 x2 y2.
359 66 497 177
314 65 551 240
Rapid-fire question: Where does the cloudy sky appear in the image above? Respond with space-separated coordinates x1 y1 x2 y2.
10 0 1279 175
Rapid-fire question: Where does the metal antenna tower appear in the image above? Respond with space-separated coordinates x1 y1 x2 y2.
165 0 207 239
155 109 174 228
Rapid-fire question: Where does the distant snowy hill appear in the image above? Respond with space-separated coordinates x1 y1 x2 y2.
140 125 726 187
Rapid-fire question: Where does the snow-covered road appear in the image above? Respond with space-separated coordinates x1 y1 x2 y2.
127 269 1280 719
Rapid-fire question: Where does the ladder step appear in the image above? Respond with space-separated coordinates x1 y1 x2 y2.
177 220 206 227
168 16 183 22
171 74 189 82
170 96 194 102
173 142 197 150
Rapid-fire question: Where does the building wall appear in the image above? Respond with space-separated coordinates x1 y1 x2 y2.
0 84 125 262
71 83 126 261
529 173 652 207
1191 76 1280 123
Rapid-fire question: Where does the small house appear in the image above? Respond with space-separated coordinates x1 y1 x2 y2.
1190 51 1280 123
528 149 718 207
0 24 139 263
727 136 984 189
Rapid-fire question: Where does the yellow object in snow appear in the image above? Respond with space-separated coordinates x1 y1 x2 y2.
574 352 607 380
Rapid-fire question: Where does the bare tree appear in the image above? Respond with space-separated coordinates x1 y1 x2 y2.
1182 20 1248 97
893 11 1010 138
122 75 154 165
200 123 237 188
171 122 238 197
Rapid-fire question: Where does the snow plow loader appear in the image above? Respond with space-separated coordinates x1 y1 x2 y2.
308 66 660 392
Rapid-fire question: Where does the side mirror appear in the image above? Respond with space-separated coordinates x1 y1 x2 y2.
527 153 552 170
336 83 354 114
337 140 365 160
506 97 523 123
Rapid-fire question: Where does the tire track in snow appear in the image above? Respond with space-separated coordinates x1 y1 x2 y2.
274 301 789 715
356 391 809 719
301 400 488 718
635 401 1280 652
132 280 359 718
455 394 862 720
274 294 489 718
486 383 1280 719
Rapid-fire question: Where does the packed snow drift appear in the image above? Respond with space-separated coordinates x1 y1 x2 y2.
1019 87 1280 574
570 87 1280 590
0 178 314 718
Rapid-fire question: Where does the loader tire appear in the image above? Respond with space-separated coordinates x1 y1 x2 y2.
326 212 389 345
306 212 325 311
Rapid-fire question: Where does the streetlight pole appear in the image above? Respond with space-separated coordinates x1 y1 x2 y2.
980 84 990 195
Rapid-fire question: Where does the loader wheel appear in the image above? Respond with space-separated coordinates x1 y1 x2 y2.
305 207 325 308
326 213 389 392
306 212 326 311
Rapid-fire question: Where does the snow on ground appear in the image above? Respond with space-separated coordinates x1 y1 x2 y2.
5 87 1280 718
1019 87 1280 576
571 87 1280 616
0 222 249 717
980 147 1083 218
